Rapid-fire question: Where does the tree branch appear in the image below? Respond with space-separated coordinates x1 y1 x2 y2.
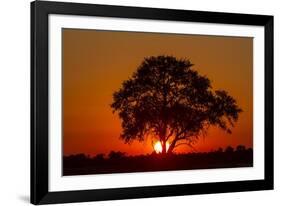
175 141 197 152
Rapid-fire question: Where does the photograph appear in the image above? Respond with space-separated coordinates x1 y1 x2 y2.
62 29 253 176
30 1 273 204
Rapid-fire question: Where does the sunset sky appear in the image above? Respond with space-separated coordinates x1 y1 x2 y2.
63 29 253 157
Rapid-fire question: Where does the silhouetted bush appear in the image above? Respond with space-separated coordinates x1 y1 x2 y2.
63 146 253 176
225 146 234 153
108 151 126 159
94 153 105 161
236 145 246 152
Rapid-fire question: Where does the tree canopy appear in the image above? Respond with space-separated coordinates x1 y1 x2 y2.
111 55 242 154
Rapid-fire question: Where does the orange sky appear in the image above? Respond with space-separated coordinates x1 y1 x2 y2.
63 29 253 156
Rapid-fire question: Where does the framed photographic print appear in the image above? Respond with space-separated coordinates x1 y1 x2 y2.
31 0 274 204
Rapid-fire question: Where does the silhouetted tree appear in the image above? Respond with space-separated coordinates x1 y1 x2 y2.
236 145 246 152
225 146 234 153
216 147 223 153
94 153 105 161
108 151 126 159
111 55 242 155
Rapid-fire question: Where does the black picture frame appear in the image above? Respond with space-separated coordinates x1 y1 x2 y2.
31 0 274 204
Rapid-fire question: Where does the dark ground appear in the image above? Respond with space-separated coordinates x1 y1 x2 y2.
63 147 253 176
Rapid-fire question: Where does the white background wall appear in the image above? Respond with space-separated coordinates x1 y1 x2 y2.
0 0 279 205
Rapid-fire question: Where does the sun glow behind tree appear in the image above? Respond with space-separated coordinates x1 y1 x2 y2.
154 141 170 154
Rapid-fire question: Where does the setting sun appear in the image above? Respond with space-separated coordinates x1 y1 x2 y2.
154 141 170 153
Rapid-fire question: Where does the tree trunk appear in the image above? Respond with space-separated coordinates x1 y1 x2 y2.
161 141 167 155
167 138 177 154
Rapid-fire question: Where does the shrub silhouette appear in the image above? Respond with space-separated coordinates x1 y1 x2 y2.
236 145 246 152
94 153 105 161
108 151 126 159
225 146 234 153
63 145 253 175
